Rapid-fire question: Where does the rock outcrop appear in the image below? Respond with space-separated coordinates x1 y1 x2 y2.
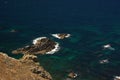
12 37 60 55
0 52 52 80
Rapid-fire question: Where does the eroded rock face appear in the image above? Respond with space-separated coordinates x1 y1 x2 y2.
0 52 52 80
12 37 60 55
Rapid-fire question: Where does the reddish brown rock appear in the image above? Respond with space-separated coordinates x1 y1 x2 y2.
0 52 52 80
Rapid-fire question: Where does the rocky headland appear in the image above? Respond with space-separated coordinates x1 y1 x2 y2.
0 52 52 80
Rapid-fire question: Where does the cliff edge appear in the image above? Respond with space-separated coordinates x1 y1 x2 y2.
0 52 52 80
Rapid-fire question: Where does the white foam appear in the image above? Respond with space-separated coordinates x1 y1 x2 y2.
51 34 71 39
114 76 120 80
33 37 47 45
51 34 61 39
33 37 60 54
65 34 71 38
103 44 111 48
46 42 60 54
103 44 115 50
73 73 78 78
99 59 109 64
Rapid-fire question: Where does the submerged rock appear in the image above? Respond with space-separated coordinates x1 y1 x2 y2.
12 37 60 55
10 29 18 33
0 52 52 80
51 33 71 39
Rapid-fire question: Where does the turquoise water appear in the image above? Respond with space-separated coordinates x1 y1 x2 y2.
0 26 120 80
1 0 120 80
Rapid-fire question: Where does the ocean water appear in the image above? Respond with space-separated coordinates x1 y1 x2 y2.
1 0 120 80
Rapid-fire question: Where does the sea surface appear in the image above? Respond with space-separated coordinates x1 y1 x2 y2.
0 0 120 80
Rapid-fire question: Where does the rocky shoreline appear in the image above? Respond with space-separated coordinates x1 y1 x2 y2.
0 34 70 80
0 52 52 80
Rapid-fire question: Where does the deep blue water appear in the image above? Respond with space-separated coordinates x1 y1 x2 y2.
1 0 120 80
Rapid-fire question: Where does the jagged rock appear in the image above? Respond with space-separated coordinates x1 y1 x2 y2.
12 37 60 55
0 52 52 80
20 54 38 63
